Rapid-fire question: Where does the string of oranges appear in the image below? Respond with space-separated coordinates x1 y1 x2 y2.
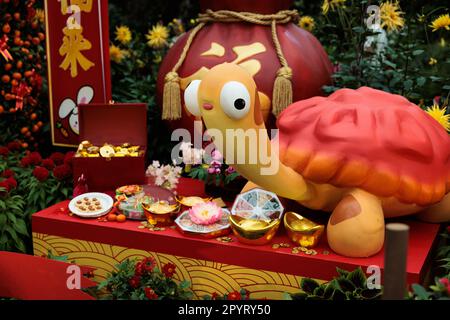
0 0 47 150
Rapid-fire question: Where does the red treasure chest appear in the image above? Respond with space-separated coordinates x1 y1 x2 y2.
72 103 147 192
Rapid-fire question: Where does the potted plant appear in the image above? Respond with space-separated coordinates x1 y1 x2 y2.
179 143 246 201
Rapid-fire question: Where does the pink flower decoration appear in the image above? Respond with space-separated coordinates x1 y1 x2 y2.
211 150 223 161
189 202 222 225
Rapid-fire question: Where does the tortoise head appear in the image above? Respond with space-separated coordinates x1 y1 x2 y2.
183 63 265 134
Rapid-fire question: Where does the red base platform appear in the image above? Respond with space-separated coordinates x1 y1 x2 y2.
32 178 441 298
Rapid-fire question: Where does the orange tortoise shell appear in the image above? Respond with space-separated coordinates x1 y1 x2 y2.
277 87 450 206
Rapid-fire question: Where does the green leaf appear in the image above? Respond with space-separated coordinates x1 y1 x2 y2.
289 292 308 300
346 267 367 288
412 49 424 56
179 280 191 289
337 277 356 292
300 277 320 294
411 284 431 300
416 77 426 86
5 212 17 224
14 239 26 253
0 214 6 226
336 267 350 277
4 226 18 242
13 219 29 236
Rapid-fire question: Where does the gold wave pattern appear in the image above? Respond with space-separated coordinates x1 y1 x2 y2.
33 232 321 299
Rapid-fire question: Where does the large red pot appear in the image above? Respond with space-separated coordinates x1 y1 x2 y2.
157 0 333 132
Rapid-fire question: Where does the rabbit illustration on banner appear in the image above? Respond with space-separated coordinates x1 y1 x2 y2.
58 86 94 135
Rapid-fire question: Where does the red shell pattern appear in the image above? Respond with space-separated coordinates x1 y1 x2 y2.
277 87 450 206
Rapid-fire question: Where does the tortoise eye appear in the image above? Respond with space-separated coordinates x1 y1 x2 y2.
184 80 201 116
220 81 251 119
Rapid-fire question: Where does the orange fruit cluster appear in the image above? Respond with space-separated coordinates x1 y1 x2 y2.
0 0 46 149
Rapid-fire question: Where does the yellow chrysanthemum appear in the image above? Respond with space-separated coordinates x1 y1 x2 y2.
429 14 450 32
299 16 315 32
426 104 450 131
146 24 169 49
321 0 346 15
428 57 437 65
109 45 127 63
35 9 45 24
380 1 405 32
115 25 132 45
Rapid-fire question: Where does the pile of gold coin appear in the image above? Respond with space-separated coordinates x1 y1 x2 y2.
76 141 143 158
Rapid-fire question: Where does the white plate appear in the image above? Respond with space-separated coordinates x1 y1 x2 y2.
69 192 114 218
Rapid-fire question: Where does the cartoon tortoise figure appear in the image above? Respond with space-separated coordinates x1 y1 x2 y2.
183 63 450 257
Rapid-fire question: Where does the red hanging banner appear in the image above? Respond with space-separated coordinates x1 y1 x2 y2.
45 0 111 147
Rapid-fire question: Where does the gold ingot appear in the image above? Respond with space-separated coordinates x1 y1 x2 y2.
119 148 130 155
176 196 212 207
130 152 139 157
87 146 99 154
87 153 100 157
229 215 280 245
81 140 92 148
283 212 324 248
100 145 115 157
142 201 180 226
114 153 126 157
128 146 140 153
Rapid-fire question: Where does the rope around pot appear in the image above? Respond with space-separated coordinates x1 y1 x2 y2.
162 9 299 120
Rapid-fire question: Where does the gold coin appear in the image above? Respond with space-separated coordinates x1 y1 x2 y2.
292 249 299 254
272 244 280 249
299 247 308 252
322 250 330 255
100 145 115 157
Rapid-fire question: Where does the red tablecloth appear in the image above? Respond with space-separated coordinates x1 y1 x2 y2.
32 178 440 284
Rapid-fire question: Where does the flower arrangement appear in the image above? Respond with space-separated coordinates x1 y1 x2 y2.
188 202 222 225
180 142 241 187
146 160 182 190
96 257 193 300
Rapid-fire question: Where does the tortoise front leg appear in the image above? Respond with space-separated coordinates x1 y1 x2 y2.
327 189 385 257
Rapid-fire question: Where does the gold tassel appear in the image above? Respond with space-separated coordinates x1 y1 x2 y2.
272 66 293 117
162 71 182 120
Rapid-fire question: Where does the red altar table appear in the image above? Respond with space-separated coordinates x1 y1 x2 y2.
32 178 441 299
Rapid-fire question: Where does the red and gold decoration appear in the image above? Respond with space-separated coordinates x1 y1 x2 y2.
31 178 441 299
44 0 111 146
157 0 333 132
72 103 147 192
